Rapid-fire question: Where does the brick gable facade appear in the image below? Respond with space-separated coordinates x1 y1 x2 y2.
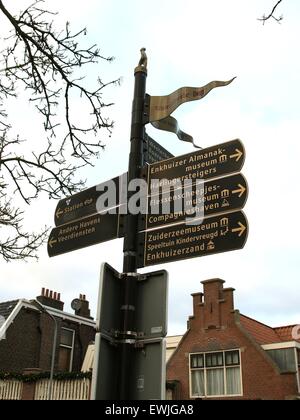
0 290 95 374
167 279 300 400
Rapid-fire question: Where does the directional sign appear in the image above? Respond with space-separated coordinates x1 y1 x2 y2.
54 140 244 228
54 174 126 227
137 210 248 268
48 212 123 257
143 173 248 230
144 134 174 164
148 139 245 190
54 137 172 228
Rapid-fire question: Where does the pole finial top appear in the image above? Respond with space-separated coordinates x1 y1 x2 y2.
135 47 147 74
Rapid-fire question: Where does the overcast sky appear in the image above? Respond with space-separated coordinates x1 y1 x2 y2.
1 0 300 335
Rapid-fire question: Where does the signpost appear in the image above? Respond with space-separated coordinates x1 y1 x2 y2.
137 210 248 268
144 173 248 230
54 174 126 227
147 138 245 189
48 212 123 257
48 49 249 401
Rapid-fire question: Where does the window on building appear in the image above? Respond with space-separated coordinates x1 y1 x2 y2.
190 350 242 398
58 328 75 372
266 348 296 373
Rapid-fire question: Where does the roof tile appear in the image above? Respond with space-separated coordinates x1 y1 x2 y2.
240 314 282 345
274 325 300 343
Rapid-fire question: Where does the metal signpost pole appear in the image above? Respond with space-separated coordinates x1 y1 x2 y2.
119 51 148 400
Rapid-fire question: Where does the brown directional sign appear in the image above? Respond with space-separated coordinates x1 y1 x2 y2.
54 140 244 227
148 139 245 190
55 136 173 227
143 173 248 230
51 139 247 259
48 212 123 257
54 174 126 227
137 210 248 268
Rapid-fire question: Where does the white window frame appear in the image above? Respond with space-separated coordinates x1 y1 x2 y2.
262 342 300 394
189 349 243 399
59 327 75 372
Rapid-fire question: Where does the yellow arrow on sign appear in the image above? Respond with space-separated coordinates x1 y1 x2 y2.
49 237 58 248
55 208 64 219
232 184 246 198
232 222 247 237
230 149 243 162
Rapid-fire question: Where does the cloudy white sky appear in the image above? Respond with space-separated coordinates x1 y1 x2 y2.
1 0 300 335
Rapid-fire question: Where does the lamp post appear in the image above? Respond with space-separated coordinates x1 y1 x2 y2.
32 300 58 400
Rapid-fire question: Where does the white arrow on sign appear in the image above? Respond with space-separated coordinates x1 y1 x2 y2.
55 208 64 219
231 222 247 237
230 149 243 162
48 237 58 248
232 184 246 198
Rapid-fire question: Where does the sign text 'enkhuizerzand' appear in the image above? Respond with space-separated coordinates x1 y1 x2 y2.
137 210 248 268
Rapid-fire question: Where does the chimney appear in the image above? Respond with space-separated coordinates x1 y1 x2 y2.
189 279 236 331
191 292 204 316
74 294 92 319
223 287 235 311
201 279 225 329
36 288 64 311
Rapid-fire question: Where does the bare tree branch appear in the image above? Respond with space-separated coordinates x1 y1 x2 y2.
0 181 49 261
0 0 120 261
258 0 284 24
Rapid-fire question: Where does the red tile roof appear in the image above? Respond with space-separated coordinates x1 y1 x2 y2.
274 325 300 343
240 314 283 345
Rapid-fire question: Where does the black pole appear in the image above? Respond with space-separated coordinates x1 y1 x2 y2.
119 52 147 400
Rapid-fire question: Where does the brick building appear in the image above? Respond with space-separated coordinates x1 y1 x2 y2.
0 289 95 373
167 279 300 400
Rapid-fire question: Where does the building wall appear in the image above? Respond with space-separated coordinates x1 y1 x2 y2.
167 321 298 400
0 307 95 373
167 280 299 400
0 308 40 372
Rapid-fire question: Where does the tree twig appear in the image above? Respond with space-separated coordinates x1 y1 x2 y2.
258 0 283 24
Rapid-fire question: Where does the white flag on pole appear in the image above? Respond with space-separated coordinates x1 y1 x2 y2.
149 78 236 122
151 116 201 149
